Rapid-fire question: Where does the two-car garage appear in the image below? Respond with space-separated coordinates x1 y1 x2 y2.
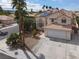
44 24 72 40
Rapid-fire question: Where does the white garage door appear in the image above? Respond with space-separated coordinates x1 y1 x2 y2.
45 29 71 40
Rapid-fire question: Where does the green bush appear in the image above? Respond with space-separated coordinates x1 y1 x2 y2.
32 29 37 37
6 33 19 47
76 16 79 25
24 16 36 32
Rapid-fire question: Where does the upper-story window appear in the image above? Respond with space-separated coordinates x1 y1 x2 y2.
62 19 66 23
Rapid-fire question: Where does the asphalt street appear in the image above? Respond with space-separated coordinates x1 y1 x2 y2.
0 23 19 40
0 53 16 59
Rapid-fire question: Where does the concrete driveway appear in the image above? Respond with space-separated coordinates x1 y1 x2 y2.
33 33 79 59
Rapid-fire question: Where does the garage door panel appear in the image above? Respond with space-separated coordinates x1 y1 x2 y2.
45 29 71 40
46 29 66 39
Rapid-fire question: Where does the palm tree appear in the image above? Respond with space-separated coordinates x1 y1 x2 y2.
31 8 33 13
49 6 52 9
56 8 59 10
0 6 3 14
45 6 48 9
42 5 45 9
12 0 26 43
42 5 46 11
0 6 3 11
11 0 38 58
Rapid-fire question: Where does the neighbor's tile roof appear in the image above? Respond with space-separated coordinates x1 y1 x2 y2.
0 15 14 21
36 9 76 19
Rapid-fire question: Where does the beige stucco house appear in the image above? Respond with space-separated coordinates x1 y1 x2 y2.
0 15 15 27
36 9 78 40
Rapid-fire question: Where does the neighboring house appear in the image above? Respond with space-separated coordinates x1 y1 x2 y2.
0 15 15 26
36 9 78 40
75 11 79 16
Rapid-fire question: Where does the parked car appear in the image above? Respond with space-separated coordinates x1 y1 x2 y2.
0 31 8 36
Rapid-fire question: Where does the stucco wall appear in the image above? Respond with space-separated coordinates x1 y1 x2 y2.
56 16 72 25
47 15 72 25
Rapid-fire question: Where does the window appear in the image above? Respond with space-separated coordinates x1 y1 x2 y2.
50 18 54 22
62 19 66 23
0 21 2 24
38 19 44 27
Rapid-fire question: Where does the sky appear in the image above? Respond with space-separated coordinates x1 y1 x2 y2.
0 0 79 11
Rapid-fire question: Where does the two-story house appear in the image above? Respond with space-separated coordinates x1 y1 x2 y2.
36 9 78 40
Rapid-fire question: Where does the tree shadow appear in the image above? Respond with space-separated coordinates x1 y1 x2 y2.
21 44 45 59
22 50 32 59
37 54 45 59
22 38 46 59
24 45 38 59
22 49 45 59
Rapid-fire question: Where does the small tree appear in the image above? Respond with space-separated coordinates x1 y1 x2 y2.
24 16 36 32
76 16 79 25
46 6 48 9
49 6 52 9
30 9 33 13
0 6 3 15
42 5 46 9
39 10 42 13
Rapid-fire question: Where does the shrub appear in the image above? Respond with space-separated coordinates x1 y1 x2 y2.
76 16 79 25
24 16 36 32
6 33 19 47
32 29 37 37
